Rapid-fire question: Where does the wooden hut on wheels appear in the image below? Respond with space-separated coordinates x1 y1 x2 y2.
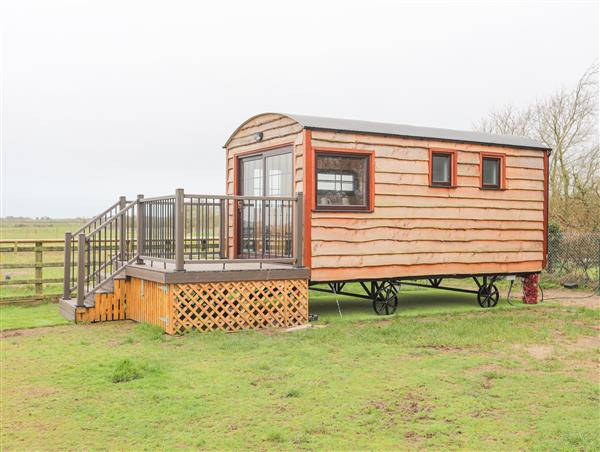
59 113 550 332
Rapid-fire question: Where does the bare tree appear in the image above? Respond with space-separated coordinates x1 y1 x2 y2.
474 63 600 231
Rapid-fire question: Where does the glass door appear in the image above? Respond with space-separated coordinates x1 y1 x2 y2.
237 147 292 258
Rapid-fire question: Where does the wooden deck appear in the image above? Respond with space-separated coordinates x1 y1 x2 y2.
60 260 310 334
125 260 309 284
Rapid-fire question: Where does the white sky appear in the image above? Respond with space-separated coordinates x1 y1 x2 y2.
1 0 598 218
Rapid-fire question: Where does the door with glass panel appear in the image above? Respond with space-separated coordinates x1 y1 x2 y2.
237 148 293 258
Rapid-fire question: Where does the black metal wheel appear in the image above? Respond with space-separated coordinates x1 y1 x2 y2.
372 282 399 315
477 284 499 308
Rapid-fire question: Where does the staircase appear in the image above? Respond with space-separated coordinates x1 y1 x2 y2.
60 196 139 318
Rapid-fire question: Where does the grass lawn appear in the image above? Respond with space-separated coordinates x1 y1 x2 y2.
1 289 599 450
0 303 70 330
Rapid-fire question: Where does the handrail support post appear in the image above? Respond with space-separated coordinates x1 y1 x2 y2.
136 194 145 264
76 233 86 307
118 196 126 262
175 188 185 271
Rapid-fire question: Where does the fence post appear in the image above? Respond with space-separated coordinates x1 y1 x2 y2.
294 193 304 268
118 196 126 261
136 194 145 264
76 233 86 307
34 241 43 299
598 239 600 295
63 233 72 299
175 188 185 271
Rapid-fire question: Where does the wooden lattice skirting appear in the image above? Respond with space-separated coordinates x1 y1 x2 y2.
171 280 309 334
75 277 309 334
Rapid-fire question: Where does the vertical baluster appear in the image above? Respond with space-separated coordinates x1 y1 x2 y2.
175 188 184 271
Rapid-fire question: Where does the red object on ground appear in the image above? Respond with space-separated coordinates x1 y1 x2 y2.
522 273 539 304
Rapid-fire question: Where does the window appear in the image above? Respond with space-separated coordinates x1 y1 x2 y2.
430 149 456 187
315 152 372 211
480 153 505 189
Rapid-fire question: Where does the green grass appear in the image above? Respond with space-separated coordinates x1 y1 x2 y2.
0 302 70 330
1 292 598 450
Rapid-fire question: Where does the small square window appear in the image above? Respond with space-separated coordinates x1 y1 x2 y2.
315 152 371 211
431 152 453 186
482 156 502 189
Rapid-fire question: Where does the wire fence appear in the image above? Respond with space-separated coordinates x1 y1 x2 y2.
545 232 600 289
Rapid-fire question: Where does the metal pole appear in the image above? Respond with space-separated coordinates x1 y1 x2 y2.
76 233 86 307
597 238 600 295
224 198 230 260
136 194 145 264
294 193 304 268
118 196 126 261
175 188 185 271
62 232 72 299
219 198 226 259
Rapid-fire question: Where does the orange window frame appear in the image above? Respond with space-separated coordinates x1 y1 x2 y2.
429 148 457 187
311 147 375 212
480 152 506 190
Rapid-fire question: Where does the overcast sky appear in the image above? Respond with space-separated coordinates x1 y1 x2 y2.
1 0 598 218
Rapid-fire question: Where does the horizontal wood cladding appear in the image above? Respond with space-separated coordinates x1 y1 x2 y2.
312 240 542 256
312 226 544 242
311 218 544 231
310 132 544 157
312 251 543 268
313 206 543 221
309 129 545 281
311 261 542 282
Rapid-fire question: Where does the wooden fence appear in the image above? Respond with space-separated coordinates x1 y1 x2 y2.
0 239 68 304
0 237 223 304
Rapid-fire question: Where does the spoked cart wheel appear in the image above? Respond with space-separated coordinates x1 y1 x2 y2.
477 283 499 308
372 281 399 315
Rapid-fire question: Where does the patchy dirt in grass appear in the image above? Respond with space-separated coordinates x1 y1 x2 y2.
542 288 600 309
563 334 600 352
0 325 67 339
525 345 554 360
25 387 57 398
0 320 135 339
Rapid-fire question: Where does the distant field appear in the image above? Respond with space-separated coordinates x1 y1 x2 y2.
0 218 87 240
0 219 87 302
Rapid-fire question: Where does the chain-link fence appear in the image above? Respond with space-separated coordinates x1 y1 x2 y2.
545 232 600 289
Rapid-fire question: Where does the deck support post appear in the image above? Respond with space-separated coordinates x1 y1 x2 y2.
76 233 86 307
62 232 72 300
175 188 185 272
294 192 304 268
136 194 145 264
118 195 127 262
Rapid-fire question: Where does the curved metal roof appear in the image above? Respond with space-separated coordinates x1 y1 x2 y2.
224 112 550 150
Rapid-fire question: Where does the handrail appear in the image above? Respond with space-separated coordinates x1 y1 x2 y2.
71 200 121 236
184 193 298 201
140 194 176 202
86 200 137 237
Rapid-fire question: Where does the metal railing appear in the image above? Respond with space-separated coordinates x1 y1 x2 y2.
63 189 304 306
